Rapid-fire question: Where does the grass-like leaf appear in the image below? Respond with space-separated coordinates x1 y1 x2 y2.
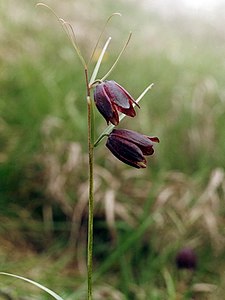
163 269 176 299
0 272 65 300
88 12 121 66
36 3 86 68
100 32 132 82
89 37 112 85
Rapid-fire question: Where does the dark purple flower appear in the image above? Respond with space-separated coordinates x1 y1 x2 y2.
94 80 140 125
106 129 159 168
176 248 197 270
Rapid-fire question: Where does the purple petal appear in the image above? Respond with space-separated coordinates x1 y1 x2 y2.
106 134 146 168
110 129 158 156
94 83 119 125
104 81 140 109
113 81 140 108
116 104 136 117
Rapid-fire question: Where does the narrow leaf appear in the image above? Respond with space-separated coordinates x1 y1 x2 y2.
36 3 86 68
0 272 64 300
88 12 121 66
136 83 154 103
163 269 176 299
100 32 132 82
89 37 112 85
60 20 86 68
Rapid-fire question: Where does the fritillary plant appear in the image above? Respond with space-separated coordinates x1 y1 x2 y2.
0 3 159 300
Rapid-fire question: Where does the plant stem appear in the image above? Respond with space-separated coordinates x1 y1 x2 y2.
85 69 94 300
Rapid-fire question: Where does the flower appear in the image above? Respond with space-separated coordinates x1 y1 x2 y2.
106 129 159 168
94 80 140 125
175 248 197 270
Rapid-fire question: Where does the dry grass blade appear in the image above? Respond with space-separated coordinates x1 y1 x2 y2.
104 189 116 239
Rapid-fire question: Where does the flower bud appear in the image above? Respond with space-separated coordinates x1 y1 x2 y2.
176 248 197 270
106 129 159 168
94 80 139 125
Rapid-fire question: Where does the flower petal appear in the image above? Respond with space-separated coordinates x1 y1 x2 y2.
105 80 140 109
149 136 160 143
94 83 119 125
106 134 146 168
113 81 140 108
110 129 158 155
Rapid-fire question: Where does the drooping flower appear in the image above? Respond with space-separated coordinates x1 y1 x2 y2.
94 80 140 125
175 248 197 270
106 129 159 168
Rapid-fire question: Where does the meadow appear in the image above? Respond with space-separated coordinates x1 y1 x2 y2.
0 0 225 299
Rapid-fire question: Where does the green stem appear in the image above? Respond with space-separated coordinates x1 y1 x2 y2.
85 69 94 300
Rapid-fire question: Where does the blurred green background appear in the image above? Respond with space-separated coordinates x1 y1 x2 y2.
0 0 225 299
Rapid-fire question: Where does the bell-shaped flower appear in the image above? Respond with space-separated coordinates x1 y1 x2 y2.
106 129 159 168
94 80 140 125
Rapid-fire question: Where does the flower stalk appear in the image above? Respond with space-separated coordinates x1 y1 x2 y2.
85 69 94 300
36 5 159 299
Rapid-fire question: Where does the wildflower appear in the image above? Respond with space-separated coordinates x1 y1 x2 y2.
176 248 197 270
106 129 159 168
94 80 140 125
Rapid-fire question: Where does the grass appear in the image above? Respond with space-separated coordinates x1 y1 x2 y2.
1 0 225 299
